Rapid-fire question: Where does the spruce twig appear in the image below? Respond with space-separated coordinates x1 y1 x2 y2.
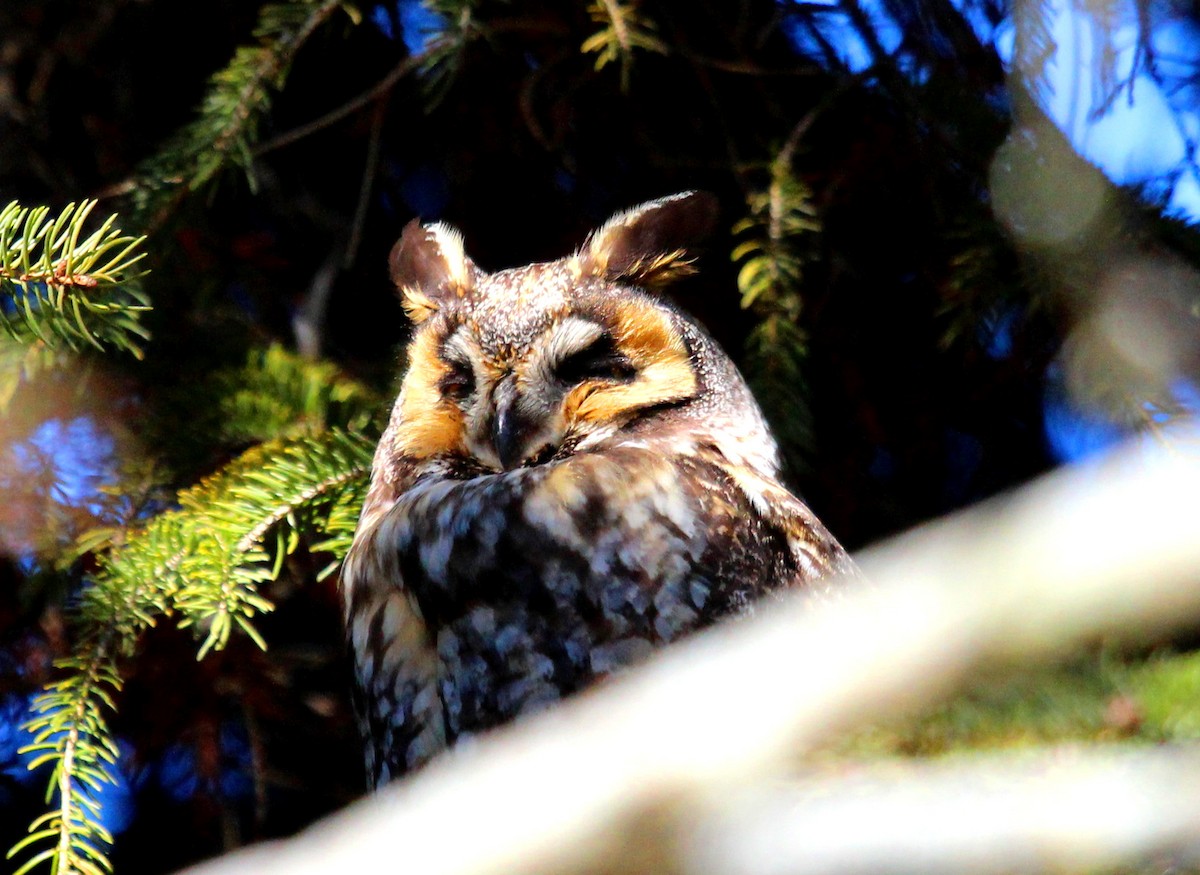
0 200 148 359
582 0 667 91
732 153 822 475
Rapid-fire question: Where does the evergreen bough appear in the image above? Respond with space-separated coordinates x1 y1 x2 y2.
7 2 372 871
733 156 822 475
10 425 374 875
0 201 148 359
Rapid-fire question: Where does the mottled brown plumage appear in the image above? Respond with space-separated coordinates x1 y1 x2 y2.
341 192 854 787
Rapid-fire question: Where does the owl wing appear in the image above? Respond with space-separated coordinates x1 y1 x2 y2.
716 458 859 596
342 498 449 787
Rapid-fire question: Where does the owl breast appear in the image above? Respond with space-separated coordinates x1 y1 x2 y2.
352 444 794 774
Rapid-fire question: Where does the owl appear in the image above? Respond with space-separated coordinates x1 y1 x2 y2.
340 191 854 788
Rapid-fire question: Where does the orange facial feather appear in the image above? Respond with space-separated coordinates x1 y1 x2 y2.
570 303 697 425
396 330 466 458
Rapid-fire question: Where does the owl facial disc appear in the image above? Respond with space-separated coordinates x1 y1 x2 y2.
390 192 718 471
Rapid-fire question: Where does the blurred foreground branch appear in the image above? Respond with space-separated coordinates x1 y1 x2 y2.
183 428 1200 875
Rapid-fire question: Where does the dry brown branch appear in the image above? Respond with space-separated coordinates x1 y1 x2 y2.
180 425 1200 875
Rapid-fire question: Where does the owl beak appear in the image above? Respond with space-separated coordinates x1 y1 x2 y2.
492 403 525 471
490 379 534 470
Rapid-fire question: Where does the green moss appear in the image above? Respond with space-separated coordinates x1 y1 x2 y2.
1121 650 1200 741
821 646 1200 763
821 651 1189 759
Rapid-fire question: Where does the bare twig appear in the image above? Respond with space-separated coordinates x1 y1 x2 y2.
342 96 387 270
253 49 430 157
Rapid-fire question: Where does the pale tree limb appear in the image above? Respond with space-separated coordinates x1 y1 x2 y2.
687 745 1200 875
181 426 1200 875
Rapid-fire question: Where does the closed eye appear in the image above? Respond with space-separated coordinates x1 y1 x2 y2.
552 335 637 384
439 359 475 400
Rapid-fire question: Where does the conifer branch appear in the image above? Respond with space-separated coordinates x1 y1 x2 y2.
214 344 380 443
170 430 373 657
410 1 484 105
582 0 667 91
733 156 822 473
156 344 382 467
938 221 1020 351
130 0 355 231
11 633 136 875
12 427 374 875
0 200 149 359
20 640 120 875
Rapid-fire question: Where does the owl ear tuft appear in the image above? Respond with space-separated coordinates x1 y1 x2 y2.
574 191 718 289
389 220 478 322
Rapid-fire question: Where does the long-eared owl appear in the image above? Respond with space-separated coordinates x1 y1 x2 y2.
341 192 854 787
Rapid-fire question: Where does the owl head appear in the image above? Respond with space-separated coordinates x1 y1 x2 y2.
382 191 778 477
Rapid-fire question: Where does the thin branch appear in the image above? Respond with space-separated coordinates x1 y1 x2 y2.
342 96 387 270
673 49 821 76
254 49 429 156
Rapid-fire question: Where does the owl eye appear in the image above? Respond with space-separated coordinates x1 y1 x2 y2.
439 359 475 400
553 335 637 385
